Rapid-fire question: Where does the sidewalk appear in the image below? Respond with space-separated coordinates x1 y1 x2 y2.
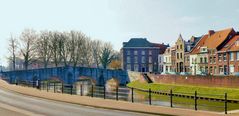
0 80 234 116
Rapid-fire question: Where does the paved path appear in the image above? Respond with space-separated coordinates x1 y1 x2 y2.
0 89 153 116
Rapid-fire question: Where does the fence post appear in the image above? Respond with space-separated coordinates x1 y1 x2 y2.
62 83 64 94
131 88 134 103
32 81 34 88
225 93 227 114
149 88 152 105
104 85 106 99
195 91 197 111
80 84 83 96
116 86 119 101
91 85 94 97
70 84 73 95
54 82 56 93
46 81 49 92
170 89 173 108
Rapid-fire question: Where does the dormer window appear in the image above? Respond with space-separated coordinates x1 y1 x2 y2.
236 40 239 46
200 47 207 53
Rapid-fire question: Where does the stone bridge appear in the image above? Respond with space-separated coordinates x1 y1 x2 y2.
1 66 130 86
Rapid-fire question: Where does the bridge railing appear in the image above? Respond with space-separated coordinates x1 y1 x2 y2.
8 80 238 114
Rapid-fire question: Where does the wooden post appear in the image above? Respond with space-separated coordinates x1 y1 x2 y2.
91 85 94 97
70 85 73 95
195 91 197 111
170 89 173 108
104 85 106 99
62 83 64 94
47 82 49 92
116 86 119 101
131 88 134 103
80 84 83 96
225 93 227 114
149 88 152 105
54 82 56 93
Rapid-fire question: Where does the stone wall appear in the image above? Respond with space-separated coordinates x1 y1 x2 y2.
147 74 239 88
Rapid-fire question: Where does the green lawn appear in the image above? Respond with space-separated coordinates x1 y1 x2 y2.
127 81 239 100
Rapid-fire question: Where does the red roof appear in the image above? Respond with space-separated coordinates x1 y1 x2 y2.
219 35 239 52
190 28 235 54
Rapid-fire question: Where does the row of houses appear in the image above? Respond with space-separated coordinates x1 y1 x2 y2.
121 28 239 75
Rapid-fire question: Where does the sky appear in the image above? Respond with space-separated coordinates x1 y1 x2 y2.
0 0 239 66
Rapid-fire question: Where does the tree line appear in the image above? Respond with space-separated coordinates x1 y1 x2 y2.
8 29 121 71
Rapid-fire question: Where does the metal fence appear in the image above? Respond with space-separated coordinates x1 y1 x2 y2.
10 80 238 114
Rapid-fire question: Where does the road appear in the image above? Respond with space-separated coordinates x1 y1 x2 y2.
0 89 154 116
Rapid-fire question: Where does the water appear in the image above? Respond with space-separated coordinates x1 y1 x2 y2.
44 83 239 113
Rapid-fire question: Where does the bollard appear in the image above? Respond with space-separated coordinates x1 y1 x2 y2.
131 88 134 103
116 86 119 101
104 86 106 99
170 89 173 108
149 88 152 105
195 91 197 111
80 84 83 96
225 93 227 114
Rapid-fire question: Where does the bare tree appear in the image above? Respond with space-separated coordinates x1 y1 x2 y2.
92 39 103 68
68 31 85 68
59 32 71 67
100 43 115 69
19 29 37 70
50 32 62 67
8 35 18 71
80 37 93 67
36 31 52 68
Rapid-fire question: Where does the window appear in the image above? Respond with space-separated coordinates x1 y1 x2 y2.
180 45 182 49
237 52 239 60
218 54 222 62
230 65 234 73
127 50 130 55
149 56 152 63
223 53 227 61
180 53 182 59
142 56 146 63
134 56 138 63
177 53 179 59
230 52 234 61
204 57 207 63
142 50 145 55
134 64 138 71
134 50 138 55
127 56 130 63
200 57 203 63
213 56 216 64
127 64 131 70
149 50 152 55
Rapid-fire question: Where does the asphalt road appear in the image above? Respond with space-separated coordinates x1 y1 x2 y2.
0 89 154 116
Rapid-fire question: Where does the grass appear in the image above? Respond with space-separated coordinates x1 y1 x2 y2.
127 81 239 100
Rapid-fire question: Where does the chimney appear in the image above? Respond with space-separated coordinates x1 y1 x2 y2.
208 30 215 36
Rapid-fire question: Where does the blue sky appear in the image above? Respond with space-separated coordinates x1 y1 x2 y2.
0 0 239 66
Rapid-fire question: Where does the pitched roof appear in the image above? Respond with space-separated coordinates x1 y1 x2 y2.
123 38 168 48
190 28 235 54
190 34 209 54
219 35 239 52
204 28 234 49
123 38 152 47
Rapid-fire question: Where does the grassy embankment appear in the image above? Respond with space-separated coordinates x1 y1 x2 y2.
127 81 239 100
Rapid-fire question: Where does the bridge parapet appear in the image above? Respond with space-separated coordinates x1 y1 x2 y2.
1 66 129 86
